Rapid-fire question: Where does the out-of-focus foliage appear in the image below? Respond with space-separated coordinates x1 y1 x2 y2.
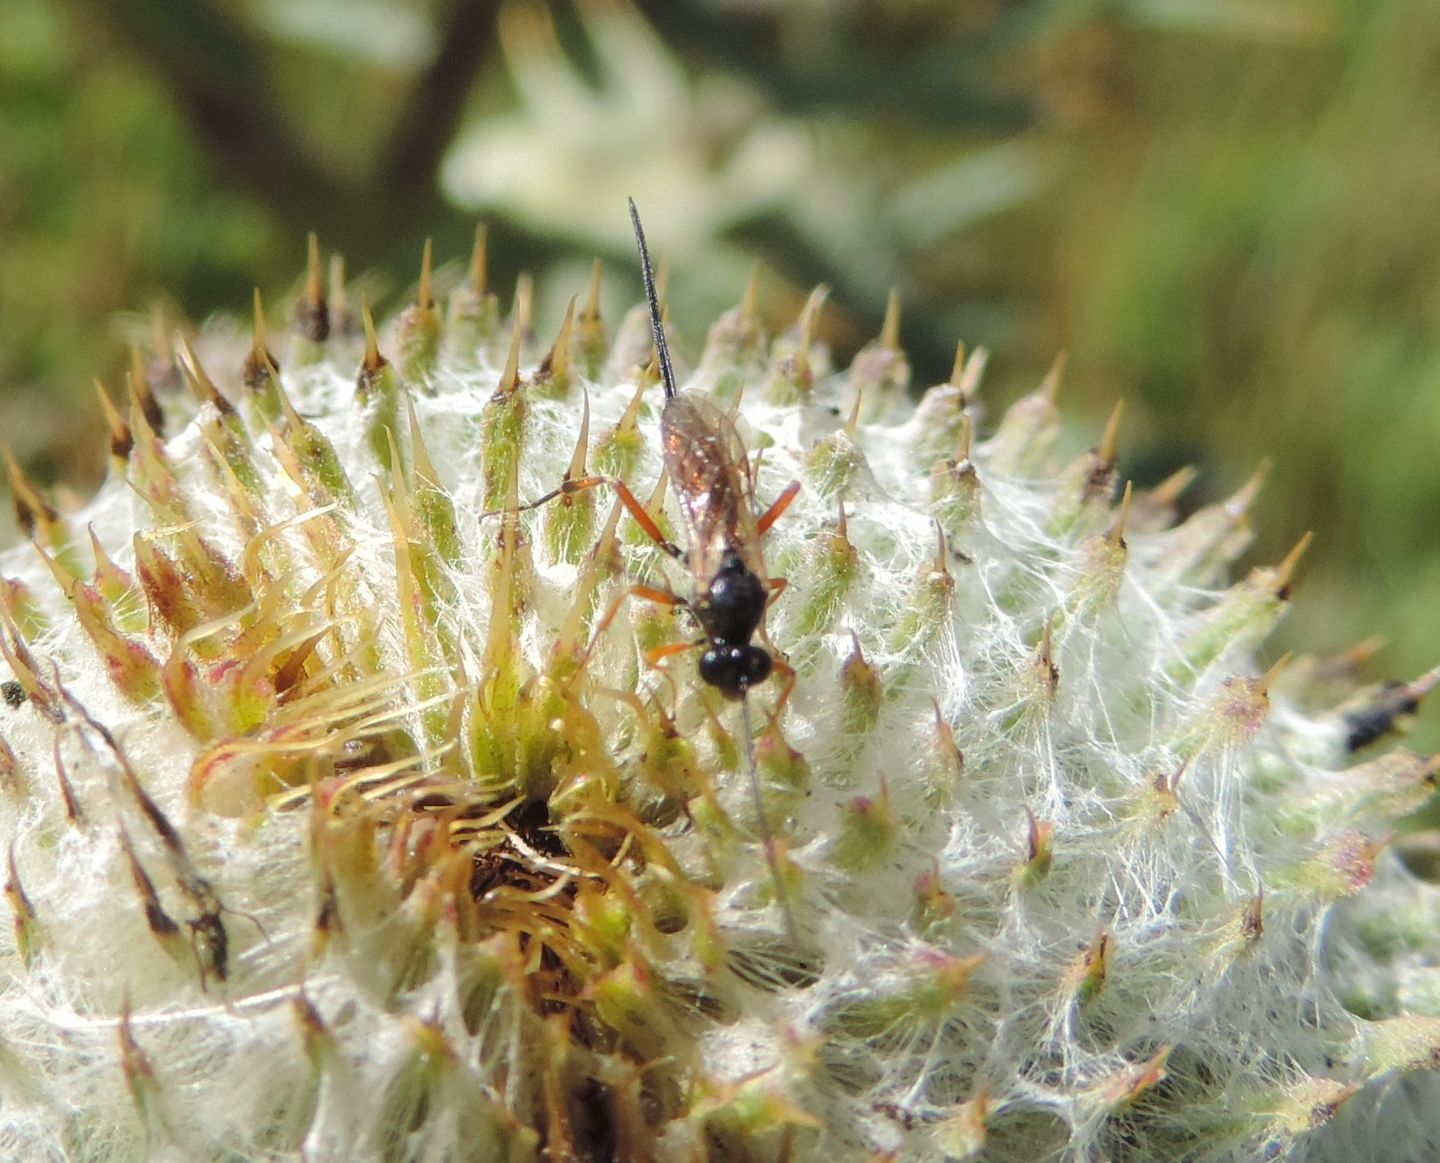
0 0 278 491
1033 0 1440 751
2 0 1439 749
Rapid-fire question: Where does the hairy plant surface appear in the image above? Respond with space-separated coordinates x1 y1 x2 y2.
1 233 1438 1162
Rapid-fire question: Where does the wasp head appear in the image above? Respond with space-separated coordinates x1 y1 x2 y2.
698 642 772 698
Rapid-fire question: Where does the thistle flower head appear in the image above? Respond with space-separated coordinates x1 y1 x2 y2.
1 225 1439 1163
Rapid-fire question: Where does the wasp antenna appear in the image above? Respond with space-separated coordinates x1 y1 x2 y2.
739 695 799 946
627 198 678 402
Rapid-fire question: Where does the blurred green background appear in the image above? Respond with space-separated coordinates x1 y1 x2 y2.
2 0 1437 744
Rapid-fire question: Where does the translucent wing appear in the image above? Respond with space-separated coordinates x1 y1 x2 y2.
659 393 765 586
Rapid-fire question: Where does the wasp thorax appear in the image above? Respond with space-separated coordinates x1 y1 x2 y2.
695 549 768 647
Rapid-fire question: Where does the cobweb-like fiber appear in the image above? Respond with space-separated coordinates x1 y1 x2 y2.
0 259 1437 1163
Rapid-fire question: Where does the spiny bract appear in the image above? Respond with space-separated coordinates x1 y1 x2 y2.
1 229 1439 1163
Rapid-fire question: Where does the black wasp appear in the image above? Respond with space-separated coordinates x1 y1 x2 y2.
508 200 803 939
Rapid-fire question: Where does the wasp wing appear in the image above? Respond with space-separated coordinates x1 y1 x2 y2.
659 392 766 586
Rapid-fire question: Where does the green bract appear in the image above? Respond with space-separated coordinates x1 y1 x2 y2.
0 233 1437 1163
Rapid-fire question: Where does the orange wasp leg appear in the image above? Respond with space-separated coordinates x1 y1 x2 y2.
755 480 801 538
765 655 797 725
578 583 687 675
489 474 684 560
751 576 794 722
645 639 699 664
627 583 684 608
